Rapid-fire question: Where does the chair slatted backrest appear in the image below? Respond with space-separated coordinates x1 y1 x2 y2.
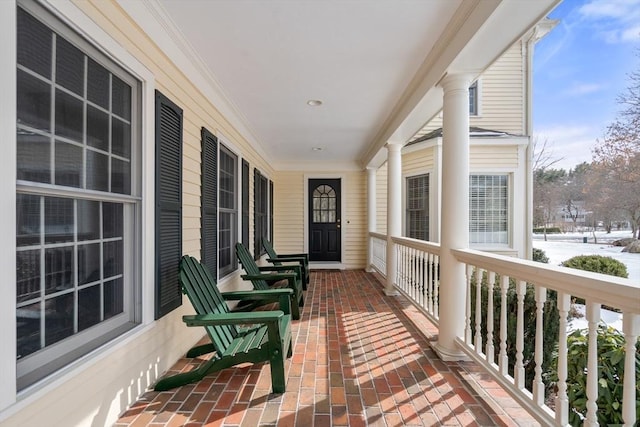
235 243 269 290
261 239 281 266
180 255 237 351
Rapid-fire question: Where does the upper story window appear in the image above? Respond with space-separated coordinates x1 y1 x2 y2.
219 144 238 277
469 81 479 116
16 2 141 389
405 174 429 241
469 175 508 245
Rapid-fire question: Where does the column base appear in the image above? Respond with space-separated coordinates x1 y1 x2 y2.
433 342 470 362
384 287 399 296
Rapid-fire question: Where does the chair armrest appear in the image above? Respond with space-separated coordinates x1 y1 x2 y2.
183 311 283 327
257 265 302 277
279 253 309 261
267 256 306 263
221 289 293 300
222 289 292 314
241 273 296 282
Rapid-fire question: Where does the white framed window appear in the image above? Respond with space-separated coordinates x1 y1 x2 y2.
218 144 238 277
405 174 429 241
469 175 508 245
15 1 141 389
469 81 479 116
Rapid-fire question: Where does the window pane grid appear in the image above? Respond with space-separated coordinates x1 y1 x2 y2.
16 195 125 359
469 175 508 244
406 174 429 241
219 146 237 276
17 27 132 196
16 5 139 387
312 185 336 223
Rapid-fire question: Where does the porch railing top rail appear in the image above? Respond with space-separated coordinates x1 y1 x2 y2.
452 247 640 315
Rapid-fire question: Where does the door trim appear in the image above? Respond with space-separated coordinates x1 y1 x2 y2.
303 174 346 269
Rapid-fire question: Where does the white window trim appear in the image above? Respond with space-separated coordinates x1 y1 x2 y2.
470 78 483 117
401 171 433 241
468 171 513 250
1 0 155 413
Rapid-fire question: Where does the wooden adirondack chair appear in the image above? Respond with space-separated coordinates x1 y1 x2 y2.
153 255 293 393
262 238 309 290
235 242 304 320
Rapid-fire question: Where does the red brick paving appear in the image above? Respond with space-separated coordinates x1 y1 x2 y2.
114 270 539 426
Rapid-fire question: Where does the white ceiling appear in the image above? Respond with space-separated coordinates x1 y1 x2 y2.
153 0 559 170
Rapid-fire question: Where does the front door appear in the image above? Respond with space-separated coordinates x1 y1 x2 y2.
308 179 341 262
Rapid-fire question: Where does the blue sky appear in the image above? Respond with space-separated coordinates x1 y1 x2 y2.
533 0 640 170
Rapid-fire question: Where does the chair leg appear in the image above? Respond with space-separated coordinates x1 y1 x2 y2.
290 295 301 320
270 348 286 393
186 343 216 358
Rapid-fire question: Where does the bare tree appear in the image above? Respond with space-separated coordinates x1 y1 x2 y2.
532 136 564 171
592 49 640 238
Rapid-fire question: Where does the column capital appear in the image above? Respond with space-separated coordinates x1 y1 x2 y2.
385 142 403 153
439 73 475 93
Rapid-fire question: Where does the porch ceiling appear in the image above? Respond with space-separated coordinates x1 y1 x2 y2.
153 0 559 170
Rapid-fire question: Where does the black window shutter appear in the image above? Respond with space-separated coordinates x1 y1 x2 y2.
201 127 218 278
242 159 250 248
269 180 274 243
155 91 183 319
253 168 260 259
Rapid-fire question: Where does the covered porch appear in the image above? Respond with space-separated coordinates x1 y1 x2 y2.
115 270 537 427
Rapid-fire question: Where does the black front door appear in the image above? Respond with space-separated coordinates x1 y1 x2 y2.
308 179 341 262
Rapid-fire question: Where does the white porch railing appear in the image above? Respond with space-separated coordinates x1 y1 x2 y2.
370 233 640 427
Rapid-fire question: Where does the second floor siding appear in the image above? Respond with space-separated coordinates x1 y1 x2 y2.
414 41 527 138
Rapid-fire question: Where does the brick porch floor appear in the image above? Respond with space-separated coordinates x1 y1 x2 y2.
114 270 539 427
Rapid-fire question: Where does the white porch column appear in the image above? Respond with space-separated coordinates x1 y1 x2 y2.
385 142 402 295
434 73 472 360
366 167 377 272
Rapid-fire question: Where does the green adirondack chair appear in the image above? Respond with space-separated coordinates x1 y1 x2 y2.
235 242 304 320
153 255 293 393
262 238 309 290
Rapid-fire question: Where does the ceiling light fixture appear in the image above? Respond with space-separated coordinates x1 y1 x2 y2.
312 147 323 151
306 99 323 106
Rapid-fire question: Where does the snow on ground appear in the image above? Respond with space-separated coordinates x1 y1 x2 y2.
532 230 639 283
532 230 638 331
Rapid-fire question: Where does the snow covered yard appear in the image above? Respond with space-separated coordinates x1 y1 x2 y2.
533 230 639 282
532 230 638 331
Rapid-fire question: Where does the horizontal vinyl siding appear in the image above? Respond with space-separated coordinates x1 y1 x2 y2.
470 145 520 169
343 171 367 269
376 163 387 233
474 43 524 135
273 172 305 253
403 147 435 177
412 42 525 141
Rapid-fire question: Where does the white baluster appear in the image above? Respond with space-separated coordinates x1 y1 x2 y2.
419 251 425 308
585 302 601 427
514 280 526 390
433 255 439 319
426 254 433 314
533 286 547 406
499 275 509 376
622 313 639 427
486 271 495 364
555 292 570 426
474 268 483 353
465 264 473 345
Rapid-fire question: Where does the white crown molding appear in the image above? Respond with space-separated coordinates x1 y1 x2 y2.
116 0 273 166
275 160 362 172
